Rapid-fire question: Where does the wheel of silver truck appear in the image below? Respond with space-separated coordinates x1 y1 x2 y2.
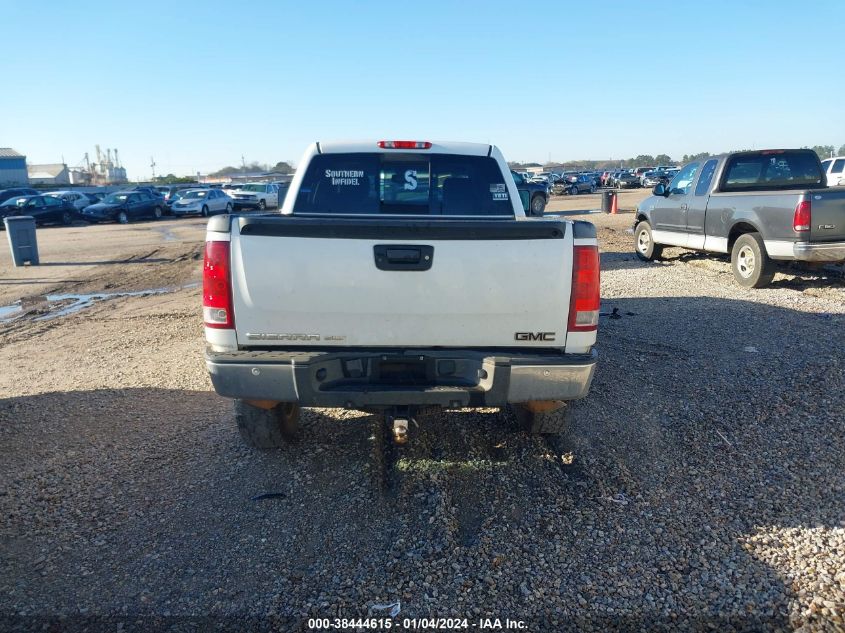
634 221 663 261
234 399 300 448
731 232 775 288
258 199 267 211
511 402 571 435
530 194 545 215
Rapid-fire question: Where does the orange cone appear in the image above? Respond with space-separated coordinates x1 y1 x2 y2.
610 192 618 215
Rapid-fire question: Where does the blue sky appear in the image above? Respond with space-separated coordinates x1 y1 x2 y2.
2 0 842 179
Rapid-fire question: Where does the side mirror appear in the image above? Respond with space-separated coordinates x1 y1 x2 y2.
652 183 667 197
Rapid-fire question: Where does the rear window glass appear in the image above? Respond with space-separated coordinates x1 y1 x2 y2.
293 153 513 216
721 152 823 192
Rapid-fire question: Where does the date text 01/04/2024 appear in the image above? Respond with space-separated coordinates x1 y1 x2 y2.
306 617 528 630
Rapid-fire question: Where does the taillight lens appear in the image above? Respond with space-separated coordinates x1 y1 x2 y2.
793 200 811 232
569 245 600 332
203 240 233 328
377 140 432 149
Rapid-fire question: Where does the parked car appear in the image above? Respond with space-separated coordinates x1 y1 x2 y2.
511 170 549 216
170 188 233 217
616 172 640 188
45 190 93 211
820 156 845 187
600 171 613 187
641 171 670 187
0 194 78 225
221 184 242 197
633 149 845 287
555 174 595 195
0 187 39 204
84 191 107 204
157 184 204 208
82 190 165 224
203 139 599 448
229 183 279 210
633 166 654 184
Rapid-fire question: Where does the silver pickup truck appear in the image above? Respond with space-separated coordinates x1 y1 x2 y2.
633 149 845 287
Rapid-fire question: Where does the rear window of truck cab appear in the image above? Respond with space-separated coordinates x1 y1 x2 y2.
720 151 823 192
292 153 514 216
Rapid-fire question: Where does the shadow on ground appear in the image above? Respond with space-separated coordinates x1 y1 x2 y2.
0 294 842 629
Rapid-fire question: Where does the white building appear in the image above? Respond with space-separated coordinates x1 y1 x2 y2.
27 163 70 186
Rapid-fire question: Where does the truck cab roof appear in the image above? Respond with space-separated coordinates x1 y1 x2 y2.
316 140 494 157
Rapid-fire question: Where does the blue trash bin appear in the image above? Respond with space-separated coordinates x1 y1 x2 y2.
3 216 39 266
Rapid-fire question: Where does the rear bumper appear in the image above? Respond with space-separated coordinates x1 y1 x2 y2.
205 348 597 409
793 241 845 262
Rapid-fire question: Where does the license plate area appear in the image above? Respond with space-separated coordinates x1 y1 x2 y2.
373 357 432 386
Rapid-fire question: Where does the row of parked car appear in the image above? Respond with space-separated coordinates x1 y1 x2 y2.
0 182 287 227
514 166 681 194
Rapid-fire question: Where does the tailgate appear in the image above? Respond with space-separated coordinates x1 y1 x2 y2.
809 189 845 242
230 217 573 349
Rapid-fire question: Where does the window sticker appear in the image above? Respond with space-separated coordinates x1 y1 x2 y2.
490 183 506 193
325 169 364 186
404 170 418 190
492 192 509 201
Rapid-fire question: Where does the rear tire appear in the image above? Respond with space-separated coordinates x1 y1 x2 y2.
201 205 208 218
117 211 129 224
530 194 545 216
731 232 775 288
226 202 233 213
634 220 663 261
62 211 73 225
234 399 300 448
511 402 571 435
153 206 163 219
570 186 578 196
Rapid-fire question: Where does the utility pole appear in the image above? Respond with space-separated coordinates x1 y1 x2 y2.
241 155 246 172
150 157 157 181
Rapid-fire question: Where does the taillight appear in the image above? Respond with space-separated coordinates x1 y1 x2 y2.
793 200 811 232
569 245 600 332
377 140 432 149
203 240 233 328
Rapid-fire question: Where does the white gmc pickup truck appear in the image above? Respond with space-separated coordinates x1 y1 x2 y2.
203 140 599 448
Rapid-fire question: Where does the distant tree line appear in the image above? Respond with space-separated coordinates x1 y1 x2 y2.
152 174 198 184
509 143 845 171
208 161 294 178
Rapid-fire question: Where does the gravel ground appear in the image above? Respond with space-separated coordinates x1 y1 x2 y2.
0 212 843 632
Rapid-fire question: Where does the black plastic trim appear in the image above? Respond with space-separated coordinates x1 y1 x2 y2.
316 141 322 154
572 220 597 239
374 244 435 270
237 216 567 240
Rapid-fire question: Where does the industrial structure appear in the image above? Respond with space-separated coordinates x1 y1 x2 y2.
0 148 29 186
67 145 128 185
